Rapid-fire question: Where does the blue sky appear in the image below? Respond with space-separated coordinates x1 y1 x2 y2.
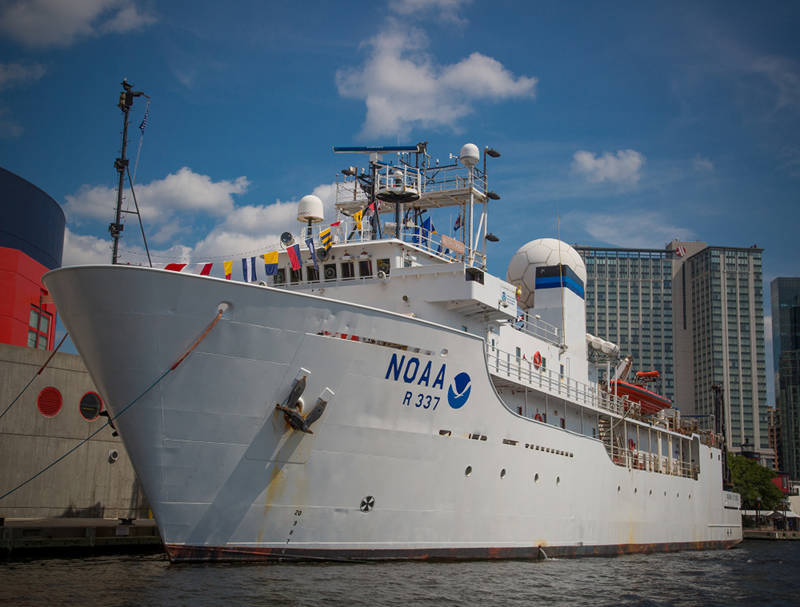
1 0 798 398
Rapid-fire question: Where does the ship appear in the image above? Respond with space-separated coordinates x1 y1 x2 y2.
44 142 742 562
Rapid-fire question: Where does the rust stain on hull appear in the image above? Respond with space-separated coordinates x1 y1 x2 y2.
165 538 742 563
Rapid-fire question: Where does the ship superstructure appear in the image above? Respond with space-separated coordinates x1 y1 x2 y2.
44 142 741 562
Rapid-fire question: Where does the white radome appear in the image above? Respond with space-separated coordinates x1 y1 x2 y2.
506 238 587 310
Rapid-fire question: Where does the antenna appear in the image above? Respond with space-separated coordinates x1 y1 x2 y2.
110 79 148 265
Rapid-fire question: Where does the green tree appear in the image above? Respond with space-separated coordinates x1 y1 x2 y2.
728 454 784 510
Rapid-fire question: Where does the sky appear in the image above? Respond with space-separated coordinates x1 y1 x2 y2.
1 0 798 399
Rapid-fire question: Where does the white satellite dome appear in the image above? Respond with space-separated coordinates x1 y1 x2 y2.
297 194 324 223
459 143 480 168
506 238 587 310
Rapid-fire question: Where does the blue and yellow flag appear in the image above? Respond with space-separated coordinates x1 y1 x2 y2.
264 251 278 275
320 227 332 250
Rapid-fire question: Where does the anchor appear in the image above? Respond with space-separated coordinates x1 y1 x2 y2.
275 375 329 434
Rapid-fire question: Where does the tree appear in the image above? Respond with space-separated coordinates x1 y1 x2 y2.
728 454 784 510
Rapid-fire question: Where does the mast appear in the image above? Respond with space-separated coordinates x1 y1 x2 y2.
110 79 145 264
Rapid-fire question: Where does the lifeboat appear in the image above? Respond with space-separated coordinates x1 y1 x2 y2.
609 379 672 415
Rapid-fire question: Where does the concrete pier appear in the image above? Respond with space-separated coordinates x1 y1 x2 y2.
1 517 162 558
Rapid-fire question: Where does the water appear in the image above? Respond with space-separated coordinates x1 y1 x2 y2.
2 541 798 606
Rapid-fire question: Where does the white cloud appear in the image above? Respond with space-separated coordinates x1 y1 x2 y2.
390 0 471 24
567 210 695 249
0 107 24 138
0 0 155 48
0 62 46 91
572 149 645 184
777 146 800 178
97 2 156 34
62 228 111 265
64 167 250 224
693 155 714 172
64 178 341 268
336 24 536 137
191 182 338 259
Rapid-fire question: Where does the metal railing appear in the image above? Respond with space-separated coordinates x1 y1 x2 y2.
486 344 722 453
510 311 560 345
607 444 698 479
486 345 631 416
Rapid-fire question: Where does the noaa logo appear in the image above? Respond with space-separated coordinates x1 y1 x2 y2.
447 372 472 409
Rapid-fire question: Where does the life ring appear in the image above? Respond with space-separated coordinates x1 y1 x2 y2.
628 438 636 450
534 413 543 422
533 351 542 369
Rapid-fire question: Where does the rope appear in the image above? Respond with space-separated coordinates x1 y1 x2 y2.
0 310 223 502
0 332 69 421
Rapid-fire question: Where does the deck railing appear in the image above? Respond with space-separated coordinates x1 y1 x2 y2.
486 345 631 416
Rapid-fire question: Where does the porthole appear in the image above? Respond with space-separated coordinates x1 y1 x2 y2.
556 476 560 486
664 491 667 496
534 473 540 483
634 488 638 494
500 468 507 479
37 387 62 417
649 489 653 496
464 466 472 477
79 392 103 421
617 485 621 493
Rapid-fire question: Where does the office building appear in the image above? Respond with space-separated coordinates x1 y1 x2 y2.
575 247 675 401
672 242 769 462
772 277 800 479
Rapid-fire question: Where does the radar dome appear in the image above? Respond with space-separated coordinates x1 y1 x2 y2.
459 143 480 168
297 194 324 223
506 238 587 310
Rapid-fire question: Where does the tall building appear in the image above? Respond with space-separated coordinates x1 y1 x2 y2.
578 240 770 464
671 242 769 462
771 277 800 479
575 247 675 400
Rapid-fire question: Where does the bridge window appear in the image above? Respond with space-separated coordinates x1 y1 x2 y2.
359 259 373 277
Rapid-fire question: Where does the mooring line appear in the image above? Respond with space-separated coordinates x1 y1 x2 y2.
0 310 223 501
0 332 69 421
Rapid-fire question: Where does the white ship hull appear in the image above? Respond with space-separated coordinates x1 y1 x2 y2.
45 265 741 562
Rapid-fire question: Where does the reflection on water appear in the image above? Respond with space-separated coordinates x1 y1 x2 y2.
2 541 798 607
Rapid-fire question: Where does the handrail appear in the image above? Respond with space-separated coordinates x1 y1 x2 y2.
486 345 631 416
486 344 722 451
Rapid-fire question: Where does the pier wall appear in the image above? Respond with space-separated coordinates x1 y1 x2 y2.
0 343 149 519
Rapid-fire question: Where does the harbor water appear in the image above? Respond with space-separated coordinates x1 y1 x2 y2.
1 540 798 606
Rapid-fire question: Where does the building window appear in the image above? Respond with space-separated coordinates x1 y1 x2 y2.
79 392 103 421
28 305 51 350
306 266 320 282
274 268 286 285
